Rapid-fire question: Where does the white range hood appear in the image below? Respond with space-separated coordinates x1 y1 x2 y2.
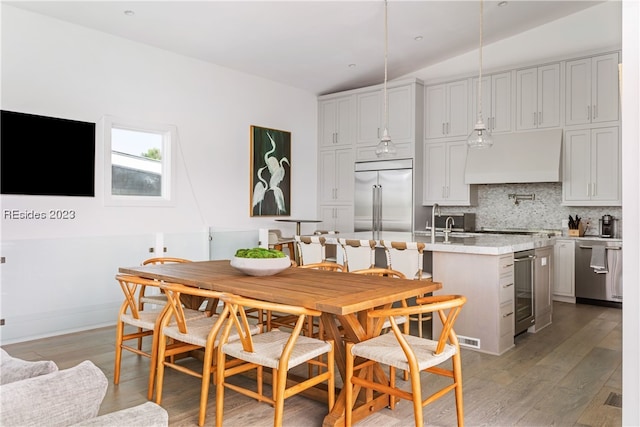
464 129 563 184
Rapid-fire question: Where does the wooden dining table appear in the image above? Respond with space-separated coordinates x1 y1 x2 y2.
119 259 442 426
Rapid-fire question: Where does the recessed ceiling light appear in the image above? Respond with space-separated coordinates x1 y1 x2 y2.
124 10 135 16
498 1 508 7
348 63 356 68
414 36 423 41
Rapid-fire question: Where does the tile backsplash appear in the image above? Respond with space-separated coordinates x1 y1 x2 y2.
438 183 622 236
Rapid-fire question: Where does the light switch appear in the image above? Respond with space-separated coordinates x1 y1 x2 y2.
541 257 547 266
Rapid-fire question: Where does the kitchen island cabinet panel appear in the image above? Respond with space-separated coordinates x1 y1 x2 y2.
432 252 515 356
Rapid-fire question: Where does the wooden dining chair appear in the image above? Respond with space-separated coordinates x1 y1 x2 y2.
350 267 410 381
113 274 206 400
154 283 259 427
345 294 467 427
215 294 335 427
139 257 192 309
268 229 295 261
381 241 433 337
338 238 376 272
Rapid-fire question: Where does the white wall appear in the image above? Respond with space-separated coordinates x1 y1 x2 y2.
0 5 318 343
0 5 318 240
621 2 640 424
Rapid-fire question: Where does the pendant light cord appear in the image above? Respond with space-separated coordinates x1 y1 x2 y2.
477 0 484 122
383 0 389 130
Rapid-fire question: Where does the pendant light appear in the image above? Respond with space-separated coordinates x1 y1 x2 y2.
467 0 494 149
375 0 397 158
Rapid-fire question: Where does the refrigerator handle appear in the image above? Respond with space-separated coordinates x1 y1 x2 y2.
372 185 381 232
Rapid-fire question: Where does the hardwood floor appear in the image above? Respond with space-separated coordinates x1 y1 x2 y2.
2 301 621 426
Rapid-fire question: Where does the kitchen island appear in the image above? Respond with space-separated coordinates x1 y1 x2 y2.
323 231 555 355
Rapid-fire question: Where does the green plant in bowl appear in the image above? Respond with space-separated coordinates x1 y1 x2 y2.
234 247 287 259
231 247 290 276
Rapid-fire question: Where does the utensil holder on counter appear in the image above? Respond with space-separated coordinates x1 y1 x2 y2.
568 223 585 237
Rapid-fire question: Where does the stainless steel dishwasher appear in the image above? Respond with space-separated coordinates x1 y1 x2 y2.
575 239 622 307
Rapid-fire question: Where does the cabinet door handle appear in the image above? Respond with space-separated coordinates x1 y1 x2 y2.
503 311 514 318
334 132 338 144
503 283 514 288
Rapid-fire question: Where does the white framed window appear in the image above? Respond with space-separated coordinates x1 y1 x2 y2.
102 116 176 206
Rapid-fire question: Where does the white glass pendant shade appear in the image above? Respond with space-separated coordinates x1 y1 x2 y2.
375 127 397 157
467 118 494 149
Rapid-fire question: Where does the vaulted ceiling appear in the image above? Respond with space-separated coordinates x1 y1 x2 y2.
6 1 605 95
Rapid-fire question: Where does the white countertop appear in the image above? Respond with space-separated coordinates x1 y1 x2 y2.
324 231 555 255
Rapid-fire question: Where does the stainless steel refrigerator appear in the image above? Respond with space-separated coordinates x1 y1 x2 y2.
354 159 413 233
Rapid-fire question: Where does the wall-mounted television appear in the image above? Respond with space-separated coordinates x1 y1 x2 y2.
1 110 96 197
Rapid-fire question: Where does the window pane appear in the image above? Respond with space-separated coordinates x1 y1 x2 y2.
111 128 163 196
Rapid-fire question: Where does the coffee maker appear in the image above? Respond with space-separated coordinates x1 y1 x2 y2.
599 214 616 238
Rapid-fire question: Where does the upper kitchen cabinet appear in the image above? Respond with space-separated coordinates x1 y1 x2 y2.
516 63 561 130
565 52 620 126
563 126 620 206
471 71 512 134
356 81 421 147
318 147 355 205
425 79 469 139
422 140 477 206
318 94 356 148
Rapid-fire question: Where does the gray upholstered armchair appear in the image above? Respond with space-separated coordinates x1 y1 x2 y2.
0 348 168 427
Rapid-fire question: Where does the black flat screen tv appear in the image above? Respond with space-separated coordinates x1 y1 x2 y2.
1 110 96 197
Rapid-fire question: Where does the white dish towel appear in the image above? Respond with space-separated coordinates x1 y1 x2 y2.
590 245 608 274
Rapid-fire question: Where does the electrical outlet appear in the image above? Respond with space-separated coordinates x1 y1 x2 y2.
0 319 5 326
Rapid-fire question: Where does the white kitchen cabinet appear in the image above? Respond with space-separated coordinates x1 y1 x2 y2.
356 83 418 147
471 71 512 134
553 239 575 303
530 246 553 332
516 63 561 130
318 95 355 148
565 52 619 126
318 205 353 233
423 140 476 206
563 126 620 206
318 148 354 204
425 79 469 139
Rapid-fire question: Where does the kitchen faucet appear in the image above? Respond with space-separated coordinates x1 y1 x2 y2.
443 216 455 243
430 203 441 244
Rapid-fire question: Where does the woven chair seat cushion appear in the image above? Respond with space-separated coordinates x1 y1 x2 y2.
222 329 332 370
381 315 407 329
163 316 260 348
120 307 204 330
350 331 457 371
140 294 168 304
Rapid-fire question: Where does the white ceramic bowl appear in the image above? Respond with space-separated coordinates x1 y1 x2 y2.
230 256 291 276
